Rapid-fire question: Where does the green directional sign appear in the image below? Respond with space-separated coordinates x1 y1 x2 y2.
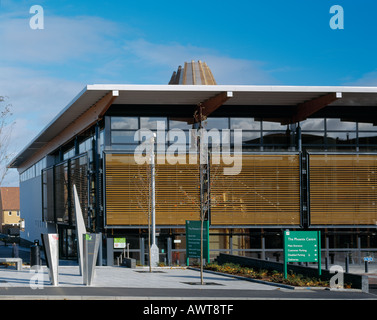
284 231 319 262
283 230 321 278
185 220 209 264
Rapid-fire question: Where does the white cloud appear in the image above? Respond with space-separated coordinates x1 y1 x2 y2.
0 13 128 186
0 13 281 187
345 69 377 86
123 39 278 85
0 68 84 186
0 15 122 64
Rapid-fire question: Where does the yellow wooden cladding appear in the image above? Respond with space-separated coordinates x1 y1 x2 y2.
210 155 301 225
105 154 200 225
309 154 377 225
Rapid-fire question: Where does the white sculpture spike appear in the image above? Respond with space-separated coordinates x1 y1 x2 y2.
73 184 86 276
42 233 59 286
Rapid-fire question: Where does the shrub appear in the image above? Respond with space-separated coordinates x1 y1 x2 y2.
205 263 330 287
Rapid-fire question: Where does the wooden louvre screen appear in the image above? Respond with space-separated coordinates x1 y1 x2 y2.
210 154 301 225
105 154 200 226
309 154 377 225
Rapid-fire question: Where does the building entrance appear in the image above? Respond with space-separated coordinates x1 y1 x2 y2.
58 225 77 260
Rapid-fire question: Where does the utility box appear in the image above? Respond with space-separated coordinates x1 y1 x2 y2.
122 258 136 268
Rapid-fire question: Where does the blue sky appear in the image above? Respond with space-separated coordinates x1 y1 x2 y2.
1 0 377 185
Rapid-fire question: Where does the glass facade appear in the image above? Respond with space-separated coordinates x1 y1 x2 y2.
20 157 47 182
31 110 377 264
101 115 377 265
300 118 377 150
108 116 377 152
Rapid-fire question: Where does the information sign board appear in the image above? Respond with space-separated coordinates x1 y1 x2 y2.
283 230 321 278
284 231 319 263
114 237 126 249
185 220 209 263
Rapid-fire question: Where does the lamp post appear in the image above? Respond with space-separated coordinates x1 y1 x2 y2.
150 132 159 268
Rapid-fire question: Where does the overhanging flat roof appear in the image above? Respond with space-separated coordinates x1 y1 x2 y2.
8 84 377 169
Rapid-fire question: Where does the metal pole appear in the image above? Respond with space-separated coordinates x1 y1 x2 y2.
148 154 152 272
149 133 159 268
151 136 156 247
199 129 204 285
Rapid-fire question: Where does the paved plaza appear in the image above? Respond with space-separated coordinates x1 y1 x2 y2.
0 265 280 290
0 242 377 300
0 264 375 300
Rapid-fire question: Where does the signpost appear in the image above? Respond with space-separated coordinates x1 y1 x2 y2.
283 230 321 279
185 220 209 265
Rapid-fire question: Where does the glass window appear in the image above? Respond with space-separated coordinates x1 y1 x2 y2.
63 148 75 160
111 117 138 130
167 129 189 145
327 132 357 144
111 131 138 144
35 158 46 177
327 119 356 131
231 131 260 144
262 121 286 131
79 138 92 154
358 133 377 145
262 131 289 145
205 117 229 130
230 118 260 130
300 119 325 131
140 117 167 130
358 122 377 131
360 232 377 248
301 132 325 145
99 130 104 157
265 232 283 249
110 144 137 151
169 119 192 130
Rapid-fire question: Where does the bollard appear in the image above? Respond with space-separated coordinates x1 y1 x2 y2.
30 239 41 269
365 260 369 273
12 243 19 258
345 255 349 273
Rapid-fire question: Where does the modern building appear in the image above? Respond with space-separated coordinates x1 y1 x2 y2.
8 61 377 266
0 187 20 234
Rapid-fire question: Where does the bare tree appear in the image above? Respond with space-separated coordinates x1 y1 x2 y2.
0 96 14 185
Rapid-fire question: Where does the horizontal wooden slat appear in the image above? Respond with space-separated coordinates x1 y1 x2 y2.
105 154 200 225
210 155 301 225
309 154 377 225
